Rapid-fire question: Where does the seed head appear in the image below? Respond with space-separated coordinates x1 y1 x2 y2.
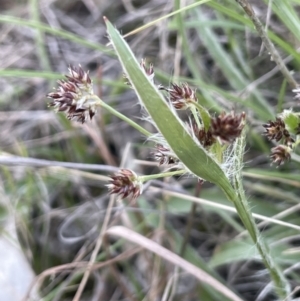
191 123 216 148
263 118 295 147
270 145 291 166
140 59 154 82
107 169 142 200
124 59 155 86
210 111 246 143
162 83 197 110
153 144 178 165
47 65 97 123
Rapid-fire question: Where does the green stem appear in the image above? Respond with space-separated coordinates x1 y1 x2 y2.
192 101 211 131
29 0 51 71
190 105 201 129
94 97 152 138
139 169 185 182
222 133 290 300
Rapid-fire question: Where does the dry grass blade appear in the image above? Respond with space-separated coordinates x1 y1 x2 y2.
72 196 115 301
23 246 142 301
149 187 300 231
105 226 244 301
0 154 119 172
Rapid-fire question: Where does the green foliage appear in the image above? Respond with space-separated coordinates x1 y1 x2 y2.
1 1 300 300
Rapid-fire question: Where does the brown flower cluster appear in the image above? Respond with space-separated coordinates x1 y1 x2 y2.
107 169 142 200
48 65 97 123
270 145 291 166
190 111 245 149
161 83 197 110
210 111 246 144
152 144 178 166
124 59 155 86
263 118 295 165
192 124 216 148
263 118 294 146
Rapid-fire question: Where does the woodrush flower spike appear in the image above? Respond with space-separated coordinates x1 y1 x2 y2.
270 145 291 166
153 144 178 166
107 169 143 200
210 111 246 144
124 59 155 86
191 123 216 149
48 65 98 123
161 83 198 110
263 118 294 146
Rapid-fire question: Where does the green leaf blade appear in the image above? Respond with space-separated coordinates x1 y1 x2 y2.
105 18 231 188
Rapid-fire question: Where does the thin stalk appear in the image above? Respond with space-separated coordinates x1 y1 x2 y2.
0 15 110 55
139 169 185 182
222 133 290 300
72 197 115 301
179 180 203 257
192 101 211 131
29 0 51 71
190 105 202 129
169 181 203 301
94 97 152 138
235 0 298 88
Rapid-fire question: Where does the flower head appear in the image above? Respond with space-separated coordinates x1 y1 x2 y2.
192 124 216 148
270 145 291 166
153 144 178 165
161 83 197 110
140 59 154 82
263 118 295 146
124 59 155 86
47 65 97 123
107 169 142 200
210 111 246 143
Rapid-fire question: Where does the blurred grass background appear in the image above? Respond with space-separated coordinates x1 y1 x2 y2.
0 0 300 300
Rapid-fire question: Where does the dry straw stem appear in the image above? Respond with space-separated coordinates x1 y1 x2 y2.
72 196 115 301
106 0 211 45
106 226 244 301
22 246 142 301
235 0 298 88
0 154 119 172
148 187 300 232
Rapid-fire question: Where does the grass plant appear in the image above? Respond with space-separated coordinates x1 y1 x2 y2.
0 1 300 301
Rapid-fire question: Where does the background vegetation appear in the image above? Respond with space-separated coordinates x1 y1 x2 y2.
0 0 300 300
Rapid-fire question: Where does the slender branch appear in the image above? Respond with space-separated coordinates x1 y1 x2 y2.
139 169 185 182
179 180 203 256
235 0 298 88
96 97 153 138
0 154 119 172
72 196 115 301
